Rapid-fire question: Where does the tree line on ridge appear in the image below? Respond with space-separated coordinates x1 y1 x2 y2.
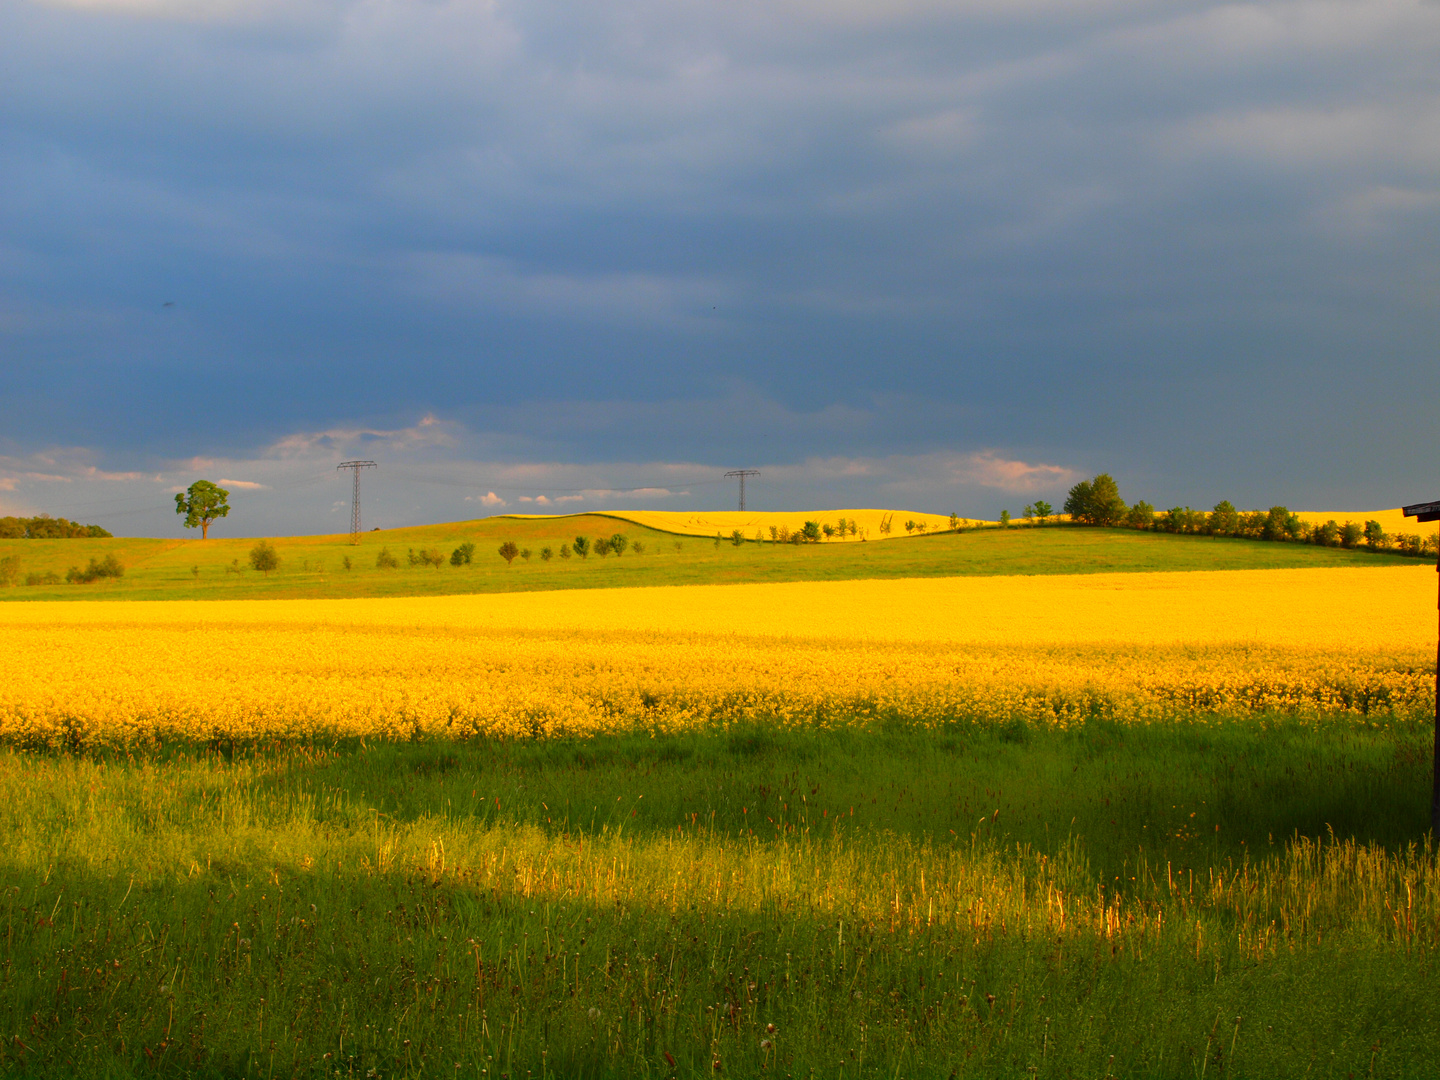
1062 474 1437 557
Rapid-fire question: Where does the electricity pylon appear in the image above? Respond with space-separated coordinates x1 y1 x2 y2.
723 469 760 511
337 461 377 544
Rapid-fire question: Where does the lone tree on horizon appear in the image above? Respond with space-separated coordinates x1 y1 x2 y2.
175 480 230 539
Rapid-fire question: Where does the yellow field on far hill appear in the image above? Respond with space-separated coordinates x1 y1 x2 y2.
1294 509 1433 536
521 508 981 540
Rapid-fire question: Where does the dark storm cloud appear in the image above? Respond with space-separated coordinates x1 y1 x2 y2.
1 0 1437 531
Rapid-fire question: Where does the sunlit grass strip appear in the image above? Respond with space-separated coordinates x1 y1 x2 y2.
1 741 1436 1077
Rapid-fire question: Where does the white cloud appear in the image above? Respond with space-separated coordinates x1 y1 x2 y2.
266 414 460 459
767 450 1082 494
466 491 506 507
29 0 351 30
885 108 981 159
1169 105 1440 170
218 478 266 490
1324 184 1440 235
401 252 729 326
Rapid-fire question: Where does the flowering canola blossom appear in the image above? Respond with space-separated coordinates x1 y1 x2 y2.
0 568 1432 746
514 508 967 540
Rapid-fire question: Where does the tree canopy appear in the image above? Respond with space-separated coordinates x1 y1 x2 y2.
248 540 279 575
1064 474 1126 526
0 515 111 539
174 481 231 539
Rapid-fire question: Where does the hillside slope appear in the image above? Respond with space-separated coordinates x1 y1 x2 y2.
541 508 974 539
0 517 1421 602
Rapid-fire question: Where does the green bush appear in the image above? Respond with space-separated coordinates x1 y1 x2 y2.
609 533 629 556
408 548 444 568
1261 506 1298 542
573 536 590 559
498 541 520 566
249 541 279 576
1235 511 1264 539
375 547 399 569
1207 501 1238 536
450 542 475 566
1125 501 1155 529
65 554 125 584
0 555 18 587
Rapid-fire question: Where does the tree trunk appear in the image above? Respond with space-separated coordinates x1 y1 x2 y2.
202 520 209 539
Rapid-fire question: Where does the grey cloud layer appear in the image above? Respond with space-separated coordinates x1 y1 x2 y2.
2 0 1437 523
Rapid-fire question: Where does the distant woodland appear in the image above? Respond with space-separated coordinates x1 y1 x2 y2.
1063 474 1437 557
0 515 112 539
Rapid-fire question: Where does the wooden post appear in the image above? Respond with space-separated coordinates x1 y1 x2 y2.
1402 501 1440 834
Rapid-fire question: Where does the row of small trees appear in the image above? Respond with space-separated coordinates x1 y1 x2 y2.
1063 474 1438 555
0 514 112 539
0 552 126 586
496 533 645 565
234 536 644 572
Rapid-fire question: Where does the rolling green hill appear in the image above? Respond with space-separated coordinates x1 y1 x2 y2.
0 513 1420 601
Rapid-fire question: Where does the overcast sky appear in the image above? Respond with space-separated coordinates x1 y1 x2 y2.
2 0 1437 536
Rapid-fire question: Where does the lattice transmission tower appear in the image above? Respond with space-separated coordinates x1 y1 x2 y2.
337 460 377 544
724 469 760 511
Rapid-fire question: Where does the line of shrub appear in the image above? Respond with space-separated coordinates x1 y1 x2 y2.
0 514 112 539
0 552 126 586
1063 474 1438 556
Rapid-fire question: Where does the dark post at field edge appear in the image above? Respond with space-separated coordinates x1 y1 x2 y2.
1401 500 1440 835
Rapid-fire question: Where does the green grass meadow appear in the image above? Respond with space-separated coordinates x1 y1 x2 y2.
0 720 1435 1079
2 521 1437 1077
0 515 1421 602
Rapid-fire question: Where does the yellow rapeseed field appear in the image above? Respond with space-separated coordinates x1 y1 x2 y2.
1294 508 1430 536
1 567 1432 746
529 508 973 540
